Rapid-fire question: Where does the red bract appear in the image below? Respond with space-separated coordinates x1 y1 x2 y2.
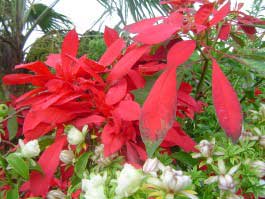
212 59 242 141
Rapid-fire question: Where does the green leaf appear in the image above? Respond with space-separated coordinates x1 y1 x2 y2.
171 151 198 166
6 185 19 199
231 33 245 47
7 107 18 140
242 58 265 78
74 152 90 178
0 155 7 168
6 153 29 180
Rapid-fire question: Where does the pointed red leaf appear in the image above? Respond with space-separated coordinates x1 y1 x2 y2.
29 136 66 196
127 70 145 89
167 40 196 67
3 74 49 86
209 1 230 27
15 61 52 76
134 23 180 45
212 59 242 141
104 26 119 47
45 53 61 68
107 45 149 82
161 124 197 152
218 23 231 40
140 66 177 156
125 17 163 33
195 3 214 25
105 78 127 105
99 38 126 66
115 100 141 121
61 29 79 79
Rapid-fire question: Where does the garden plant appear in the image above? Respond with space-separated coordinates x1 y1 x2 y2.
0 0 265 198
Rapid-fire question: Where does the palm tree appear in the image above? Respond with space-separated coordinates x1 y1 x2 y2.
94 0 170 28
0 0 72 74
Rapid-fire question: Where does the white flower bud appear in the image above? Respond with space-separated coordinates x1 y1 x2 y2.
259 136 265 148
198 140 214 157
115 164 143 198
251 161 265 178
161 167 192 192
47 189 66 199
218 174 236 192
59 150 74 164
143 158 164 177
82 173 107 199
67 126 85 145
19 139 40 158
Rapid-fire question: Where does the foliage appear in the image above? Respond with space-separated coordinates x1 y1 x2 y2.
0 0 265 198
0 0 72 74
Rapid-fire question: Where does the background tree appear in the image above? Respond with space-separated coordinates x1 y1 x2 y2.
0 0 72 74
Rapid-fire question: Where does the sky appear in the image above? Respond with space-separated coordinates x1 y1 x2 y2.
26 0 256 48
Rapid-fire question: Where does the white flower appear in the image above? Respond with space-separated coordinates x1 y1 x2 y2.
82 173 107 199
66 126 85 145
19 139 40 158
47 189 66 199
59 150 74 164
251 161 265 178
218 174 236 192
115 164 143 198
259 136 265 148
161 167 192 192
143 158 165 177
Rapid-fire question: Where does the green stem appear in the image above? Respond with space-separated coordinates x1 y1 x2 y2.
195 59 209 100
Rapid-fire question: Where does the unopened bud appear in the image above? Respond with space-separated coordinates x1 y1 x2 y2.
218 174 236 192
47 189 66 199
259 136 265 148
143 158 164 176
19 139 40 158
251 161 265 178
59 150 74 164
66 126 84 145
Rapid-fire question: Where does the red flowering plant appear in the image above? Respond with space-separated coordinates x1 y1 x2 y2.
0 0 265 198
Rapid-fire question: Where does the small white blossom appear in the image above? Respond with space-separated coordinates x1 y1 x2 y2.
59 150 74 164
251 161 265 178
19 139 40 158
115 164 143 198
66 126 85 145
47 189 66 199
82 173 107 199
143 158 165 177
161 167 192 192
218 174 236 192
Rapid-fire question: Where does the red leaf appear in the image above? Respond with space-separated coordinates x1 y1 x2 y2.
127 70 145 89
140 66 177 156
125 17 163 33
195 3 214 25
161 124 197 152
167 40 196 67
105 78 127 105
102 123 125 156
218 23 231 40
99 38 126 66
23 107 75 134
209 1 230 27
45 54 61 68
134 23 180 45
115 100 141 121
212 59 242 141
3 74 49 86
61 29 79 79
29 136 66 196
107 45 149 82
104 26 119 47
73 115 105 128
15 61 52 76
